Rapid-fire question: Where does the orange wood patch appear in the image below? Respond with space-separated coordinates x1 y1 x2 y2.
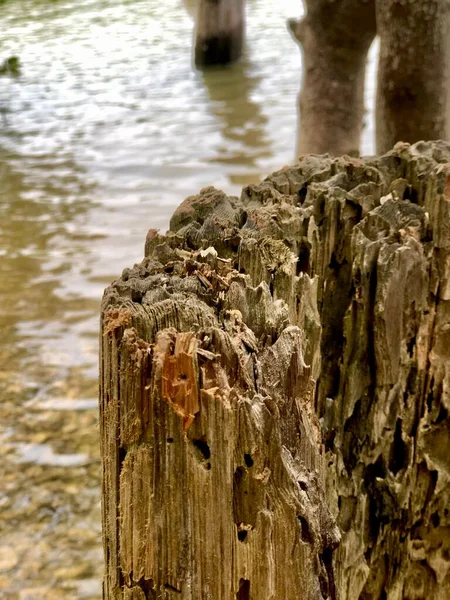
160 332 199 430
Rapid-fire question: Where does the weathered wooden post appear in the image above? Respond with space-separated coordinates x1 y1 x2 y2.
288 0 376 156
100 142 450 599
194 0 245 67
289 0 450 157
376 0 450 153
99 191 340 598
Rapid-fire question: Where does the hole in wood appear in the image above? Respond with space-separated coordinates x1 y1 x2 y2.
244 453 253 468
135 577 156 597
407 335 416 358
317 195 326 216
297 185 308 205
319 547 335 600
435 403 448 425
431 512 440 528
426 379 435 413
296 240 311 275
118 446 127 467
192 437 211 461
237 529 248 542
131 288 144 303
364 547 372 563
389 419 409 475
236 579 250 600
164 582 181 594
403 185 418 204
319 573 329 600
167 437 174 444
297 515 313 544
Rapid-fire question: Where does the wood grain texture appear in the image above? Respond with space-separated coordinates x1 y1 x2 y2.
101 141 450 599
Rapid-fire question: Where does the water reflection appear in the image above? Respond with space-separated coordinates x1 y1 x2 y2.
0 147 101 598
0 148 98 379
201 57 271 181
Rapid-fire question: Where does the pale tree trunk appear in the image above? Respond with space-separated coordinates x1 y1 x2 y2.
376 0 450 153
288 0 376 157
100 141 450 599
195 0 245 67
182 0 197 19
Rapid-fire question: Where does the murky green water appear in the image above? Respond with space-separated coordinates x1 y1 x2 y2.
0 1 376 597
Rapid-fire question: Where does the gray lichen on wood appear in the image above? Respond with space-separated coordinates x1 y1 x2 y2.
101 141 450 599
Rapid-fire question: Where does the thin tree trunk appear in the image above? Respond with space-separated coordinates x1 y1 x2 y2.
195 0 245 68
376 0 450 153
288 0 376 157
100 141 450 599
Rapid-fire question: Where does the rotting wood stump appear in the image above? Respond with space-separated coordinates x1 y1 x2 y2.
100 141 450 599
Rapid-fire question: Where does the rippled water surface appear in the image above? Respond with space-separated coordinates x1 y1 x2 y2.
0 1 376 597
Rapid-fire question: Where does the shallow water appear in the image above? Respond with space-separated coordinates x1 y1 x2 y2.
0 1 377 597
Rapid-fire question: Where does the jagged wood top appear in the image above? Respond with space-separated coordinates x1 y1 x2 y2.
100 140 450 599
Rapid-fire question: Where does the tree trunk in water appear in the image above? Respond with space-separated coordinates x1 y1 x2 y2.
288 0 376 157
100 141 450 599
376 0 450 153
195 0 245 68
